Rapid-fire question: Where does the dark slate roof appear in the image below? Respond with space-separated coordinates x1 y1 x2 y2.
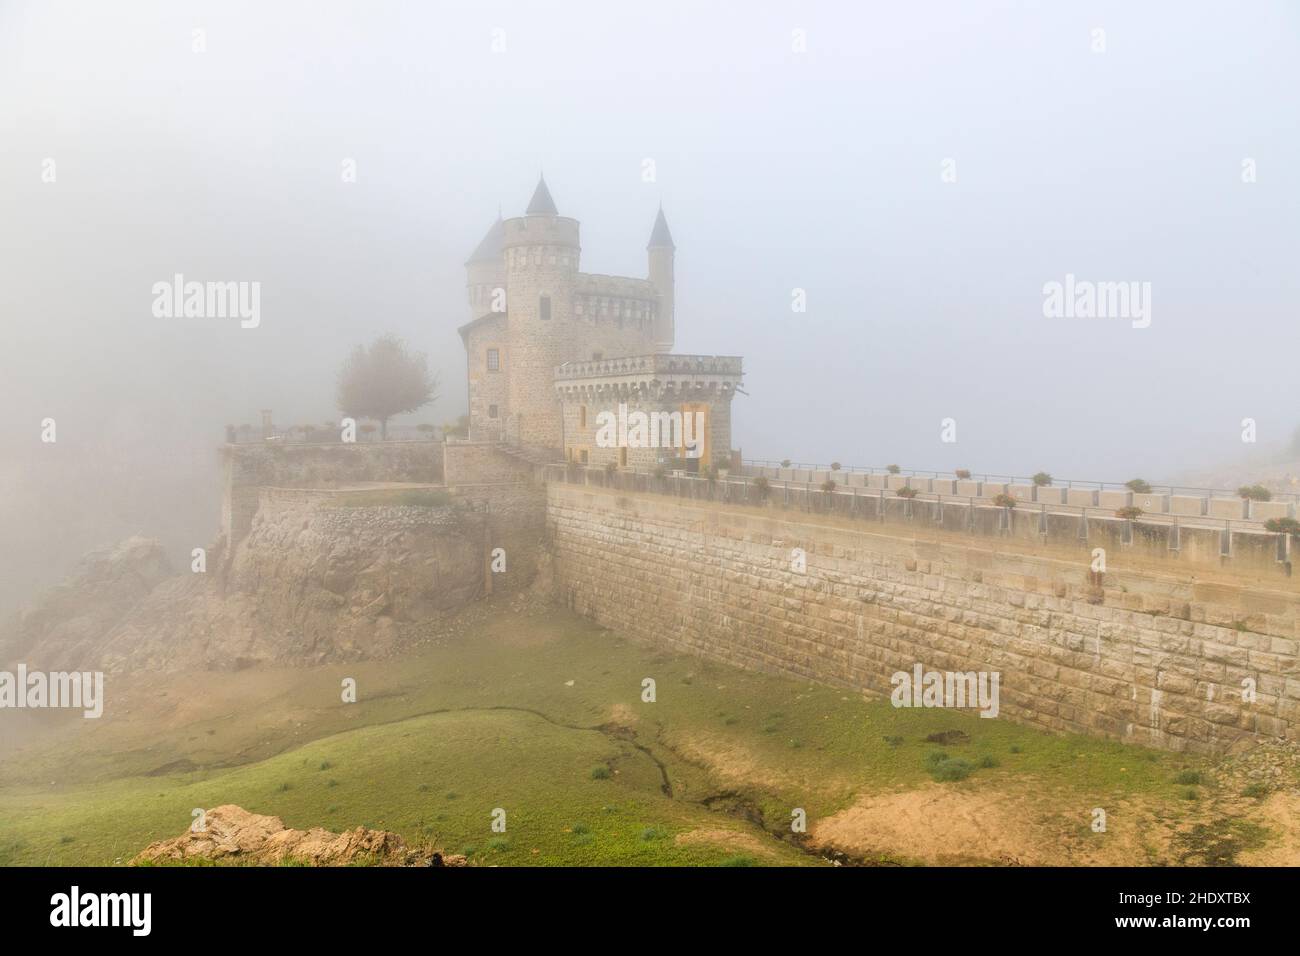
466 214 505 265
525 176 558 216
647 205 674 249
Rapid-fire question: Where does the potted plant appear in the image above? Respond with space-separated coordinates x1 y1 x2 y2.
1125 478 1152 494
830 462 842 471
1115 506 1143 520
955 469 971 480
886 464 901 475
820 479 837 494
993 493 1017 509
896 486 919 499
1032 472 1053 487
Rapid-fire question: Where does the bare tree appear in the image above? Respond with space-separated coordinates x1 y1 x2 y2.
336 334 438 440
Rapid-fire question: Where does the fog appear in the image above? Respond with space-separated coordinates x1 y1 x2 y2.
2 0 1297 615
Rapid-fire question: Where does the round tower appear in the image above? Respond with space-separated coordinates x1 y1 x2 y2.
502 176 581 449
647 205 675 351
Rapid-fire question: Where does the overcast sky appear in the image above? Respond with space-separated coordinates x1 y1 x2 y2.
1 0 1297 611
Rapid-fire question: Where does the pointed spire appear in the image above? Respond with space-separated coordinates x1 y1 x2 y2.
466 212 505 264
525 175 558 216
647 203 674 249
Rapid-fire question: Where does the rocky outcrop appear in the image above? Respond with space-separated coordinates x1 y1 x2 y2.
3 498 492 673
0 536 172 670
133 804 466 867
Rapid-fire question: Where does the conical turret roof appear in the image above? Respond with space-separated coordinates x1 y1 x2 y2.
525 176 558 216
647 205 674 249
465 213 505 264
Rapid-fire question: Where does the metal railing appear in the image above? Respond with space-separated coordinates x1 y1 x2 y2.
543 463 1293 541
740 459 1300 505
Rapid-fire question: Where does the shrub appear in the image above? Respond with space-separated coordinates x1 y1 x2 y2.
886 464 901 474
954 469 971 480
590 765 611 780
1126 478 1152 494
830 461 842 471
1264 517 1300 535
753 475 771 500
820 479 837 493
1115 506 1143 520
896 486 919 499
1173 769 1203 786
640 826 667 842
928 755 975 782
780 459 792 468
1032 471 1053 487
977 754 1000 769
1242 782 1269 799
1239 484 1272 502
993 493 1017 509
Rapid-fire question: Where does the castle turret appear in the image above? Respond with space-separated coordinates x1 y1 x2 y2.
502 176 581 449
647 205 675 351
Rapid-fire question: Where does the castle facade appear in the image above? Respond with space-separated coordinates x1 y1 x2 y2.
458 177 742 470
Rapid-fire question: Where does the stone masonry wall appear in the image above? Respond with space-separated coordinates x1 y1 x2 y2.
547 483 1300 755
222 441 444 543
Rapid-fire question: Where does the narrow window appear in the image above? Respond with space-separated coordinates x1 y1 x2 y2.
486 348 500 372
539 295 551 321
488 404 499 419
579 405 587 428
619 447 628 467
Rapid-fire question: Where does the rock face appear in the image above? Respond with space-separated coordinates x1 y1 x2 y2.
133 804 465 867
2 499 490 673
0 536 173 670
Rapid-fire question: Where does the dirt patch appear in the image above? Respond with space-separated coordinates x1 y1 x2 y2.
674 827 781 860
809 783 1180 866
1224 792 1299 866
670 733 801 791
605 703 638 729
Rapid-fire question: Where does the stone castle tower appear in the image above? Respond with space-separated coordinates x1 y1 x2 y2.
458 176 741 467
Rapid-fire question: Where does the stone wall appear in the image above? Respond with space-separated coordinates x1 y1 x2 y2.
443 442 536 485
221 441 445 544
546 482 1300 754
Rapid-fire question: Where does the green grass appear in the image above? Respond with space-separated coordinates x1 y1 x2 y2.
0 603 1206 867
332 488 452 509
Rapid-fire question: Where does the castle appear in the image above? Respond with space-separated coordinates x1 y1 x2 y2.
458 177 743 470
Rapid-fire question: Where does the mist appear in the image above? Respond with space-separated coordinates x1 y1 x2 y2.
2 0 1298 615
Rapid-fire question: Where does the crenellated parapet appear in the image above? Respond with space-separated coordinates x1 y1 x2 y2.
554 353 743 400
